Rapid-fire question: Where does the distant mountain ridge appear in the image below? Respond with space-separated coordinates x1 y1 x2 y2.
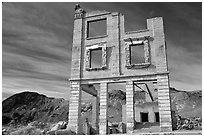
2 91 69 125
2 88 202 126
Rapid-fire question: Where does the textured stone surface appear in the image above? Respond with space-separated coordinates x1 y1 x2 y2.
157 75 172 132
126 81 135 133
99 83 108 134
68 6 172 134
67 82 82 134
50 121 67 131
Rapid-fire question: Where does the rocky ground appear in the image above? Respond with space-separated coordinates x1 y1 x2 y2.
2 88 202 135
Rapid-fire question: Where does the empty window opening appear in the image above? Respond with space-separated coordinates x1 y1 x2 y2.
87 19 107 38
141 112 149 122
130 44 145 64
90 48 102 68
155 112 159 122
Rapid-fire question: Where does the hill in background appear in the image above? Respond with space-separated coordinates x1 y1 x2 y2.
2 87 202 134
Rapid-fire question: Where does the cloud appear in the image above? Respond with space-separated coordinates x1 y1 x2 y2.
2 2 75 99
167 40 202 90
2 2 202 100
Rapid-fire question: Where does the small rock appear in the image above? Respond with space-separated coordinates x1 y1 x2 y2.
2 128 7 135
108 122 112 127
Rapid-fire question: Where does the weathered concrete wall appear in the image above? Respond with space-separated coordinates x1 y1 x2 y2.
99 83 108 134
67 81 82 134
69 5 172 134
125 81 135 133
157 75 172 132
135 102 159 123
70 9 170 80
122 102 159 123
76 11 162 80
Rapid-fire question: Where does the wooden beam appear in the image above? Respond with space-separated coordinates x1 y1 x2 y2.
133 83 154 102
145 83 154 102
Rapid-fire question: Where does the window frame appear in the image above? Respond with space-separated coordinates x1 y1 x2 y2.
124 37 151 69
85 43 107 71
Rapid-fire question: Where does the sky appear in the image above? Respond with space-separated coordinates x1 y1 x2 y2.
2 2 202 100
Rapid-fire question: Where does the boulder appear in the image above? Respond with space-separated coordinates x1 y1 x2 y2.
50 121 67 131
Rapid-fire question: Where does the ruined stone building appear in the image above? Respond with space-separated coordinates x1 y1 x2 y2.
67 5 173 134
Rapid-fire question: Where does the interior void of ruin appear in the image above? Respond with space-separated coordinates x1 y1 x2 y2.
67 5 173 134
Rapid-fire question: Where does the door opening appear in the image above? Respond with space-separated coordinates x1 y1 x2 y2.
141 112 149 122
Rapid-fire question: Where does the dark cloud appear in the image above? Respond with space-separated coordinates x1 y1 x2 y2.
2 2 202 100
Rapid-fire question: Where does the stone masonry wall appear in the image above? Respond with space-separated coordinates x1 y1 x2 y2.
69 6 172 134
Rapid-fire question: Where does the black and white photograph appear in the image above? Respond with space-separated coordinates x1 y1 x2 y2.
2 1 202 135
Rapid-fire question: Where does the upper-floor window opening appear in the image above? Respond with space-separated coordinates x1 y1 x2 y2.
90 48 102 68
130 44 145 64
124 37 151 69
85 43 107 71
87 18 107 38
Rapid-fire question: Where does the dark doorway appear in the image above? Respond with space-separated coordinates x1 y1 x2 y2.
141 112 149 122
155 112 160 122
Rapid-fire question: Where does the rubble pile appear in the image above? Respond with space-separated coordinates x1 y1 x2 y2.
176 116 202 130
